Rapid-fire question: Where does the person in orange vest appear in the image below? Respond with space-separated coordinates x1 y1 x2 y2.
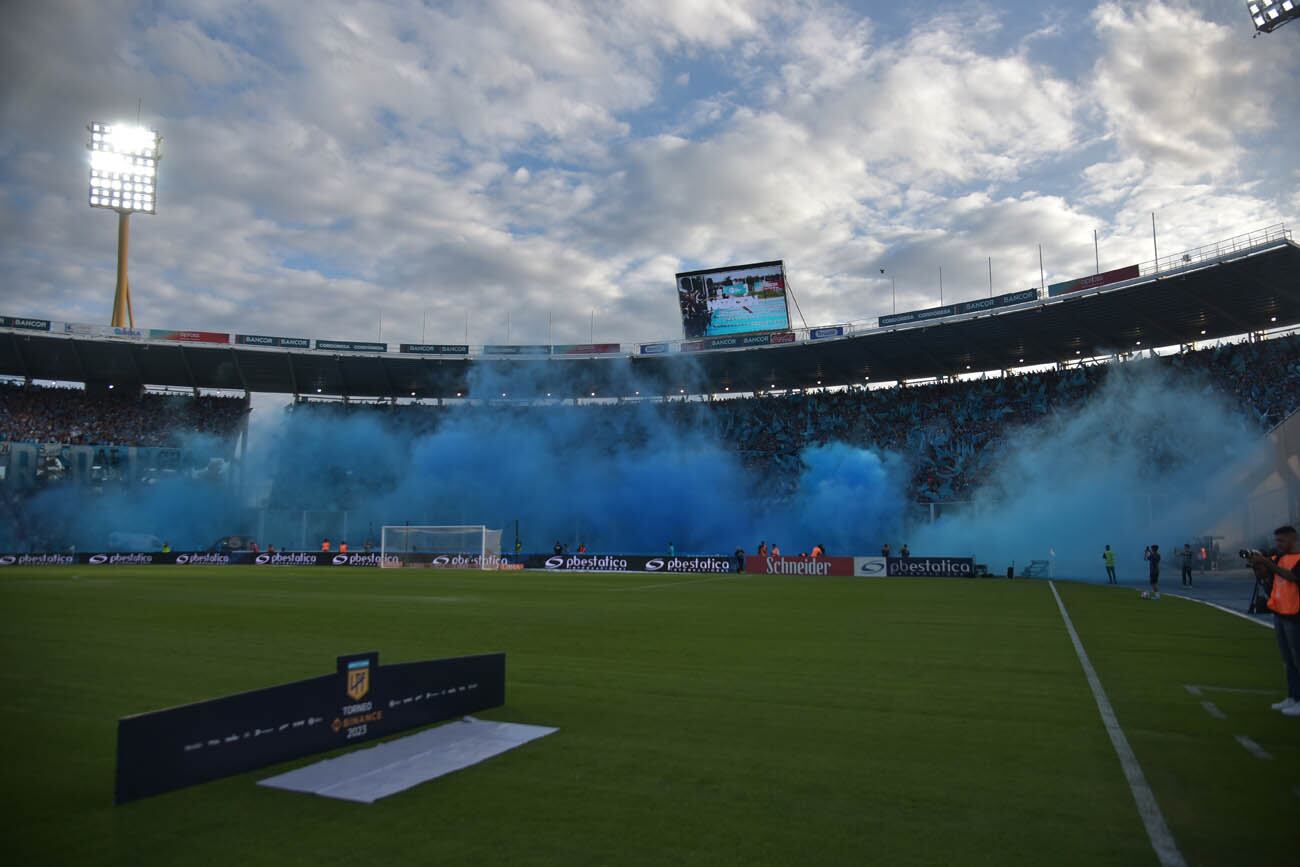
339 541 349 553
321 537 331 552
810 543 825 558
1252 525 1300 716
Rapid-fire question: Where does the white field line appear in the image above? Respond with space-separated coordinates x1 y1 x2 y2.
1164 594 1270 629
609 574 746 592
1185 684 1274 696
1199 701 1226 720
1234 735 1273 761
1049 581 1186 867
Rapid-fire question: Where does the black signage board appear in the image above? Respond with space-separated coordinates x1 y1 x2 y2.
886 556 974 577
235 334 311 348
114 651 506 804
878 289 1039 327
399 343 470 355
315 340 388 353
520 553 738 573
483 344 552 355
0 316 52 331
0 551 439 567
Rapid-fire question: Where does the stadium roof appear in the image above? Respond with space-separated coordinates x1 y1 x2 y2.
2 234 1297 400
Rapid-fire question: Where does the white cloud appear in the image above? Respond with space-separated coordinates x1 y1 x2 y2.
0 0 1294 352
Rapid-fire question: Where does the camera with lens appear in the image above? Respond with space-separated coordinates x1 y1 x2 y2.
1238 548 1264 560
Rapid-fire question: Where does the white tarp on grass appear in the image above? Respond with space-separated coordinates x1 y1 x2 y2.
257 717 557 803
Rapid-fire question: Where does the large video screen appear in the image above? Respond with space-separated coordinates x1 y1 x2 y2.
676 260 790 339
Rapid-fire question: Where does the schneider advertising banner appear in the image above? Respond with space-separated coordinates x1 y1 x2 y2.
745 556 856 576
114 651 505 803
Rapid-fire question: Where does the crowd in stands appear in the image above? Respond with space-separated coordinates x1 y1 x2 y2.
0 383 247 447
283 334 1299 505
3 335 1296 505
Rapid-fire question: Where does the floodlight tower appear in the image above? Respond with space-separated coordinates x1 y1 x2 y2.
87 122 162 328
1248 0 1299 33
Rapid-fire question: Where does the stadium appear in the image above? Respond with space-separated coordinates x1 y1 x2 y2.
3 3 1300 866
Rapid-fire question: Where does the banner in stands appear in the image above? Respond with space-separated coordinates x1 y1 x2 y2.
745 556 856 576
809 325 845 340
61 322 146 339
878 289 1040 327
399 343 470 355
552 343 621 355
236 334 312 349
639 342 669 355
0 316 52 331
681 331 796 352
150 329 231 344
114 650 505 803
852 556 975 577
483 345 552 356
315 339 388 353
1047 264 1140 297
521 553 739 573
952 288 1038 315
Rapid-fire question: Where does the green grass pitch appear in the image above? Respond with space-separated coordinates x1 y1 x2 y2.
1 567 1296 866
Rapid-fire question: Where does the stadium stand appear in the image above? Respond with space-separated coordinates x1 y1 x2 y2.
0 383 247 447
279 335 1299 506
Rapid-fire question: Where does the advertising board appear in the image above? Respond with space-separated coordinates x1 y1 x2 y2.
744 556 856 576
483 345 552 356
150 329 231 344
520 553 739 573
852 556 975 577
115 651 505 803
1047 264 1140 297
399 343 470 355
0 316 52 331
315 340 388 353
236 334 312 349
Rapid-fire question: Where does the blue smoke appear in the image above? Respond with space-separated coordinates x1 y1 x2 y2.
3 353 1271 570
912 360 1266 581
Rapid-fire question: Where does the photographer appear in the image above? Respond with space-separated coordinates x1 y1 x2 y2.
1250 526 1300 717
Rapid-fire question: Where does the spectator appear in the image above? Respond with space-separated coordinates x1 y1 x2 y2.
1179 543 1194 587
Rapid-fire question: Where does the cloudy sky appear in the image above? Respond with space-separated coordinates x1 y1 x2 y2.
1 0 1296 347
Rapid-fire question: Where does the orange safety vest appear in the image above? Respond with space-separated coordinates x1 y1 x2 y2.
1267 553 1300 616
321 541 331 552
339 543 348 553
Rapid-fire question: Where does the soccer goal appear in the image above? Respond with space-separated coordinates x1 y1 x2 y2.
380 525 503 569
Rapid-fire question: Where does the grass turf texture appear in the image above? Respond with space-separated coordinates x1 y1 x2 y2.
1 568 1295 866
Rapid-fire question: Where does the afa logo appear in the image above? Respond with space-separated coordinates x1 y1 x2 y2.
346 658 371 701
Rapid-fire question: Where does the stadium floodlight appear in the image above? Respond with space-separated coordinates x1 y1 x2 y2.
1248 0 1298 33
88 121 162 328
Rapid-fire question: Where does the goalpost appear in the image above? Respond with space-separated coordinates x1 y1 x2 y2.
379 525 504 569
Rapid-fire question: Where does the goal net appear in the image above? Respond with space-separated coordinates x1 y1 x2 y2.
379 525 503 569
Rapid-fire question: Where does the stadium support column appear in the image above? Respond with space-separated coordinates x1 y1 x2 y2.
111 211 133 328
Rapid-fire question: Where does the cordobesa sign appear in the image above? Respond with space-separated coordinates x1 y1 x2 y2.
114 651 505 803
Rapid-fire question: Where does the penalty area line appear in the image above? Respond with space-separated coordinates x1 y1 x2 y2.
1049 581 1186 867
609 574 747 592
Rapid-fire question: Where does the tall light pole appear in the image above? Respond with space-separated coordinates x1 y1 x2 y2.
88 122 161 328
